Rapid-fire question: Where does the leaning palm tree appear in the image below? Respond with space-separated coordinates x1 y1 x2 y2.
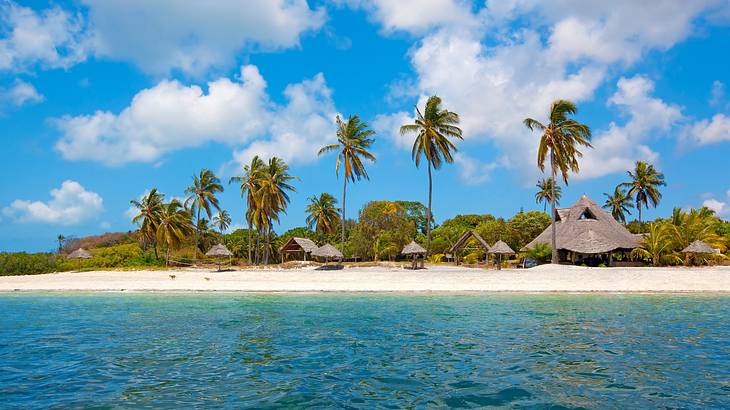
319 115 376 258
229 156 265 263
306 193 340 235
256 157 298 264
603 186 633 224
212 210 231 235
130 188 164 258
156 200 194 266
400 96 463 256
524 99 592 264
535 177 561 212
620 160 666 226
184 169 224 261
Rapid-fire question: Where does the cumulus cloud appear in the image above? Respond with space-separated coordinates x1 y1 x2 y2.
701 189 730 218
681 114 730 146
454 153 508 185
54 65 338 167
83 0 325 75
3 79 44 106
710 80 726 107
343 0 477 34
2 180 103 225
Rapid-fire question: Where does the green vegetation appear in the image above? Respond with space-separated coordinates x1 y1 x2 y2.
620 160 666 225
535 177 561 211
0 252 59 275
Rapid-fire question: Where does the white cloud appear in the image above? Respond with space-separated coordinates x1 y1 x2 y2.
2 180 103 225
373 111 414 150
344 0 477 34
703 198 726 215
710 80 725 107
0 2 90 71
454 153 508 185
83 0 325 76
3 79 44 106
54 65 338 167
682 114 730 146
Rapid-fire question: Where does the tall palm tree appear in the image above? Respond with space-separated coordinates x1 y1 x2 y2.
535 177 562 212
319 115 376 258
620 160 666 226
57 234 66 254
184 169 224 261
524 99 592 264
229 156 265 264
306 193 340 235
130 188 164 258
255 157 298 264
603 186 633 224
212 210 231 234
400 96 463 256
156 200 194 266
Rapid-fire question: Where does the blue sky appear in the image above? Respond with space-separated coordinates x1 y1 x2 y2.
1 0 730 252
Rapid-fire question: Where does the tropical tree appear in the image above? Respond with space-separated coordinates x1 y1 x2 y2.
535 177 561 211
306 193 340 235
184 169 224 261
664 208 725 264
229 156 265 263
631 223 679 267
212 210 231 234
57 234 66 254
620 160 666 226
129 188 164 258
254 157 298 264
400 95 463 256
319 115 376 258
603 186 633 224
524 99 592 263
156 200 194 266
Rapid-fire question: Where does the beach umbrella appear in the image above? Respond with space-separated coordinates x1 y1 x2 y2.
488 240 514 270
401 240 426 269
312 244 343 265
206 243 233 271
67 248 92 259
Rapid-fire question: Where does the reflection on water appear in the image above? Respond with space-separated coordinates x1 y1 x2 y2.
1 294 729 408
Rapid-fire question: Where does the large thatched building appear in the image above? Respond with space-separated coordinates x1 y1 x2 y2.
279 237 318 261
523 195 640 265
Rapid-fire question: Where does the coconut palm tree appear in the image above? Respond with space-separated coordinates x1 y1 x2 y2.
306 193 340 235
156 200 194 266
631 223 680 267
256 157 298 264
603 186 633 224
184 169 224 261
212 210 231 234
130 188 164 258
400 96 463 256
57 234 66 254
524 99 592 264
319 115 376 258
620 160 666 226
229 156 265 263
535 177 562 212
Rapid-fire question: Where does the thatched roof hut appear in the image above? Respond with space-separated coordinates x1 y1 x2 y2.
67 248 91 259
402 241 426 255
312 244 343 259
206 243 233 257
682 240 717 254
489 240 514 255
523 195 639 255
279 237 318 261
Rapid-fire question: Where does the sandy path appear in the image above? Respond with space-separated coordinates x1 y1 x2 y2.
1 264 730 293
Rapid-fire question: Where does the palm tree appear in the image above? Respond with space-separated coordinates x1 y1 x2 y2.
130 188 164 258
319 115 376 258
400 96 463 256
306 193 340 235
212 210 231 234
524 99 592 264
184 169 224 261
620 160 666 226
535 177 561 212
603 186 633 224
57 234 66 254
631 223 679 267
156 200 194 266
229 156 265 264
255 157 298 264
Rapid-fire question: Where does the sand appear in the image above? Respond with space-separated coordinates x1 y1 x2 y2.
1 264 730 293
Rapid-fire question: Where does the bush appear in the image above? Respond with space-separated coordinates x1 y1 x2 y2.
0 253 59 276
463 252 481 264
58 244 163 271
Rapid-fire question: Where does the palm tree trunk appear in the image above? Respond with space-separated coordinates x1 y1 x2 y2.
153 240 159 259
194 207 201 262
165 246 170 267
255 227 260 265
341 176 347 260
426 162 433 257
247 216 252 264
638 204 643 230
264 222 271 265
550 154 558 265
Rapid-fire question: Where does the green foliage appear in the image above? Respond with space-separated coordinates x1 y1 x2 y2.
463 252 480 264
58 244 164 271
0 253 59 275
349 201 416 260
526 243 552 262
429 253 445 263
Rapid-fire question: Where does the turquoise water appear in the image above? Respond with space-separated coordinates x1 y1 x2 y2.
1 294 729 408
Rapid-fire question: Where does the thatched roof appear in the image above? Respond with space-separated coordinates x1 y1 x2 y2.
489 240 514 254
682 240 716 254
448 230 490 254
279 237 318 253
312 244 343 259
523 195 639 254
67 248 92 259
206 243 233 257
402 241 426 255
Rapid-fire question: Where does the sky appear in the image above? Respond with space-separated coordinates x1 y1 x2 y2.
1 0 730 252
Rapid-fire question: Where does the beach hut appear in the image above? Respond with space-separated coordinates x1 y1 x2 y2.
206 243 233 271
279 237 318 262
449 231 491 265
312 244 343 266
488 240 514 270
681 240 720 265
67 248 92 259
402 241 426 269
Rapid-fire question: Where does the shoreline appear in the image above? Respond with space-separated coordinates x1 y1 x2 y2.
2 264 730 294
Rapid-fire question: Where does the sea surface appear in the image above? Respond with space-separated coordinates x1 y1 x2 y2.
0 293 728 409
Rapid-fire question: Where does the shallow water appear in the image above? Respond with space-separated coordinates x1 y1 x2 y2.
1 293 728 409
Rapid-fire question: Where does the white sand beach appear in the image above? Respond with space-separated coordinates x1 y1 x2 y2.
1 264 730 293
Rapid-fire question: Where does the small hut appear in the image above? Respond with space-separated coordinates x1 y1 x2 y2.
279 237 318 262
449 231 490 265
206 243 233 271
67 248 92 259
312 244 343 266
682 240 721 265
488 240 515 270
402 241 426 269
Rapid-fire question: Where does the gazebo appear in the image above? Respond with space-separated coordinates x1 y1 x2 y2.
67 248 92 259
682 240 720 265
312 244 343 266
488 240 515 270
401 241 426 269
448 231 491 265
206 243 233 271
279 237 318 262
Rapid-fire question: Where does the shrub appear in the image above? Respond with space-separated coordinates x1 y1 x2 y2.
0 253 59 276
57 243 163 271
463 252 481 264
429 253 444 263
